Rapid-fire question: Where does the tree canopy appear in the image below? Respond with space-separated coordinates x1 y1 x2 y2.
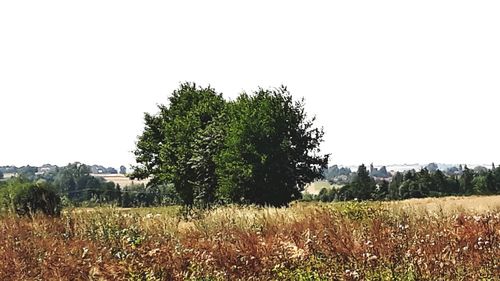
132 83 329 207
216 87 328 206
132 83 225 206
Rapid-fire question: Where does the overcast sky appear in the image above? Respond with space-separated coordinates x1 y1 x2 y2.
1 1 499 169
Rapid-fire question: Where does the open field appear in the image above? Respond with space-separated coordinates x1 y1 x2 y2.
304 181 343 195
2 173 16 179
304 181 333 195
91 174 149 187
389 195 500 214
0 196 499 280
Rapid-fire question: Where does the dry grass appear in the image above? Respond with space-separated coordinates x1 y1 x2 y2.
90 174 149 187
304 181 333 195
389 195 500 215
0 196 499 280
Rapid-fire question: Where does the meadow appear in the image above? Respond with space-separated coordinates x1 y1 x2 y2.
0 196 499 280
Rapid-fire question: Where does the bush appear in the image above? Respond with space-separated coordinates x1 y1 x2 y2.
0 179 61 216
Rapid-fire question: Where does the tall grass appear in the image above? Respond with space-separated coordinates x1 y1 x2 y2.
0 199 499 280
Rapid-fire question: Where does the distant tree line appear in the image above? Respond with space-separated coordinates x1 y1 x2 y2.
310 164 500 202
323 165 352 184
0 164 126 177
0 162 181 215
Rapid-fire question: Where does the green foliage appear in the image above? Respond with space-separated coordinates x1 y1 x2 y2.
54 162 121 204
120 183 181 208
337 164 376 201
189 120 225 207
461 165 474 195
388 172 403 200
317 187 337 202
472 171 496 194
216 87 328 206
0 178 61 216
132 83 225 207
374 179 389 200
333 201 387 221
16 166 38 181
494 167 500 192
272 257 333 280
133 84 328 207
316 163 500 203
301 192 316 202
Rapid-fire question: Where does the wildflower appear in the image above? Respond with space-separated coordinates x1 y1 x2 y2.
82 247 89 258
304 229 313 246
114 251 125 259
441 245 450 253
345 269 360 279
148 248 160 256
281 241 305 259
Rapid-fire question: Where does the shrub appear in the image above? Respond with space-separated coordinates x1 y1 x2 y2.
0 179 61 216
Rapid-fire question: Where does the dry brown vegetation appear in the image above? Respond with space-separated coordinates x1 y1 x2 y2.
0 196 499 280
389 195 500 214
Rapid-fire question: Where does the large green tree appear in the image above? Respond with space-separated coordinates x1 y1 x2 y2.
132 83 226 206
133 84 328 207
216 87 329 206
388 171 403 199
460 165 474 195
350 164 376 200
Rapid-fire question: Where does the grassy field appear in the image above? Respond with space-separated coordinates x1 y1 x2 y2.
304 181 346 195
304 181 334 195
90 174 149 187
0 196 499 280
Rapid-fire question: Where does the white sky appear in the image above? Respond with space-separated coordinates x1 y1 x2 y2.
1 1 499 169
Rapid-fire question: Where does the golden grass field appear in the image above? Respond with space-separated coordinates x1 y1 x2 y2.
388 195 500 214
1 195 499 280
91 174 149 187
304 181 343 195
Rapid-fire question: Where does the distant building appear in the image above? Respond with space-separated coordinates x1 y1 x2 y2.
90 165 117 174
37 164 57 174
369 163 391 178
